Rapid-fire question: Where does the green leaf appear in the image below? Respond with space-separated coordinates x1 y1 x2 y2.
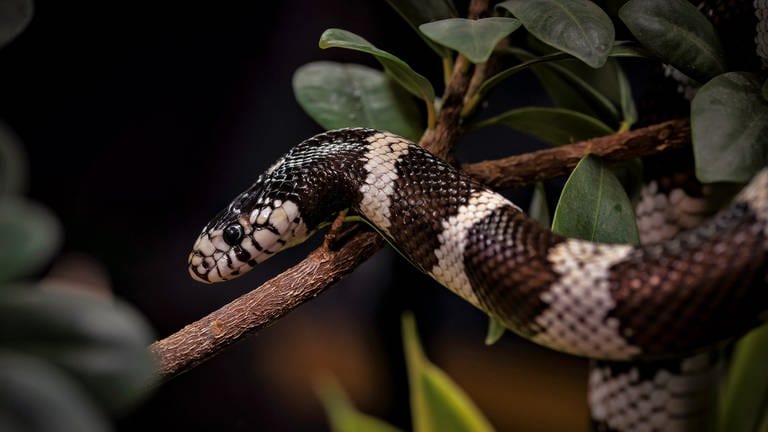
0 122 27 195
0 198 61 284
402 313 495 432
293 62 422 141
529 182 551 226
509 47 620 122
0 351 110 432
498 0 615 68
692 72 768 183
618 0 725 82
317 377 402 432
384 0 457 58
552 155 639 244
319 29 435 105
718 325 768 432
0 288 156 413
473 107 613 146
419 18 521 64
608 41 651 58
0 0 33 49
484 317 506 346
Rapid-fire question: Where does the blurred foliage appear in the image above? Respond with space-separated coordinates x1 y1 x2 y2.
0 2 157 430
294 0 768 429
320 315 495 431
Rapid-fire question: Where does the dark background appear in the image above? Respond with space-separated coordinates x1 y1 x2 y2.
0 1 598 430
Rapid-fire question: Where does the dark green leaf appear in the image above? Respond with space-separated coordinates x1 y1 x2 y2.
552 155 640 244
0 122 27 195
293 62 422 141
608 41 650 58
484 317 505 346
498 0 615 67
384 0 457 57
0 0 33 49
0 198 61 284
419 18 521 64
319 29 435 104
317 377 402 432
718 325 768 432
402 313 494 432
692 72 768 183
0 288 156 413
0 351 109 432
619 0 725 82
473 107 612 146
529 182 551 226
509 47 620 122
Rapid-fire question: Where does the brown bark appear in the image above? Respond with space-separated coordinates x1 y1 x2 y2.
462 119 691 189
150 230 383 378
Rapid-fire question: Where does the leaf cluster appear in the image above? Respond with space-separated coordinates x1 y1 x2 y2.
0 3 157 431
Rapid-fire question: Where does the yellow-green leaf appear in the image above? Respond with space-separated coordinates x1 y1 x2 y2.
402 313 494 432
317 377 402 432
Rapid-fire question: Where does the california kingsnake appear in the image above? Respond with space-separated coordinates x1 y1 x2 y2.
188 128 768 429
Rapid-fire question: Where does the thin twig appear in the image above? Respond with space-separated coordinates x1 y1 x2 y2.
462 119 691 188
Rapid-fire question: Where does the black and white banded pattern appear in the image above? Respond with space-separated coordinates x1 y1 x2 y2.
190 128 768 430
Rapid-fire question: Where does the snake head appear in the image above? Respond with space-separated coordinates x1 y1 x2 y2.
188 189 310 283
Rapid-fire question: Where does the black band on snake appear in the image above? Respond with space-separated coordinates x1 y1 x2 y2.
189 128 768 429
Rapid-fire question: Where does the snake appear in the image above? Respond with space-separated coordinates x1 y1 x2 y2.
188 128 768 431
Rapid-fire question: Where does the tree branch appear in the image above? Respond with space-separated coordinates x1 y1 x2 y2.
462 119 691 189
150 229 383 378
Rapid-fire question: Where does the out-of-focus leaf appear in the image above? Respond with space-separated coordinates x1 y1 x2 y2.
0 122 27 195
0 288 156 413
552 155 639 244
692 72 768 183
619 0 725 82
718 325 768 432
419 18 521 64
293 62 422 141
616 62 637 126
473 107 612 146
319 29 435 105
762 78 768 101
403 313 495 432
0 198 61 284
0 351 109 432
0 0 33 49
484 317 506 346
529 182 550 226
384 0 457 57
317 377 402 432
498 0 615 68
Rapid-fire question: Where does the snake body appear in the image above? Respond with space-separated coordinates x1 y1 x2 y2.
189 129 768 429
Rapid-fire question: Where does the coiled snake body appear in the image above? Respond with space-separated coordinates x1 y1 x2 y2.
189 129 768 430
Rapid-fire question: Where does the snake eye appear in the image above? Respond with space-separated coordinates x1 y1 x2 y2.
223 224 244 246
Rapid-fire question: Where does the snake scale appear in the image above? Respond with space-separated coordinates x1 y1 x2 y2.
188 128 768 431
